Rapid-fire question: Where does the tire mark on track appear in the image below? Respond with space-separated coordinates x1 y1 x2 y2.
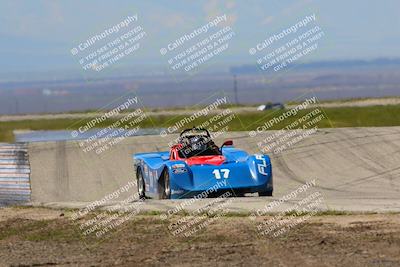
334 166 400 189
273 153 345 192
56 141 70 201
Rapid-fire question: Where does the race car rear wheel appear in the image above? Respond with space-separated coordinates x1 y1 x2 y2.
136 167 146 199
159 169 171 199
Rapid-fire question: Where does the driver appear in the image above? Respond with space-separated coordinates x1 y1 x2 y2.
184 136 219 157
190 136 207 152
177 128 221 158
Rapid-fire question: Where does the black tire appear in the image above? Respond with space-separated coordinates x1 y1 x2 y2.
136 167 146 199
158 169 171 199
233 191 245 197
258 190 273 197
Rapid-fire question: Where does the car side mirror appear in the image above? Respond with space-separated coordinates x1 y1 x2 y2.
221 140 233 149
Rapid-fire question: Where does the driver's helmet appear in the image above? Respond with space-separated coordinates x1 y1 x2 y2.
189 136 208 153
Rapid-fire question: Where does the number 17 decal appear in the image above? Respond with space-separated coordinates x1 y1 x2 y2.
212 169 230 179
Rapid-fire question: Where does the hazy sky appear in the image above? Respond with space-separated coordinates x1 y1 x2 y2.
0 0 399 74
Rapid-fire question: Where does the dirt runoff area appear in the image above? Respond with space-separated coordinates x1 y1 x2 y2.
0 207 400 267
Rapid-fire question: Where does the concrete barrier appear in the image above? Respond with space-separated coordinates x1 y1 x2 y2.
0 143 31 205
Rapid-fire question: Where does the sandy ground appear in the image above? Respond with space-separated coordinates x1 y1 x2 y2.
1 97 400 122
0 207 399 267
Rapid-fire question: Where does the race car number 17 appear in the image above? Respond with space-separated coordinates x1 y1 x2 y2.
213 169 230 179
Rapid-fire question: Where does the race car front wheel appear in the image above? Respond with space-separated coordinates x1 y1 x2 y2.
136 167 146 199
159 169 171 199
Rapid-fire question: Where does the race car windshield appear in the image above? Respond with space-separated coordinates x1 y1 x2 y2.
178 136 221 158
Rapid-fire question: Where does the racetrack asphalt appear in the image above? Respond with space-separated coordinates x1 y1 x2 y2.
28 127 400 213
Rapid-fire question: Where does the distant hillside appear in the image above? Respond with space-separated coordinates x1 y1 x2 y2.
230 58 400 74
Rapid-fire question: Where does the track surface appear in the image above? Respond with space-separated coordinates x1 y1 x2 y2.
28 127 400 212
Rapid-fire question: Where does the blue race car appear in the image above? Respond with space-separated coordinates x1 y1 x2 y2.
133 128 273 199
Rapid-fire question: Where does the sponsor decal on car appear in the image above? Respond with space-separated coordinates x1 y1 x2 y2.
255 154 268 175
173 168 187 174
172 163 186 169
